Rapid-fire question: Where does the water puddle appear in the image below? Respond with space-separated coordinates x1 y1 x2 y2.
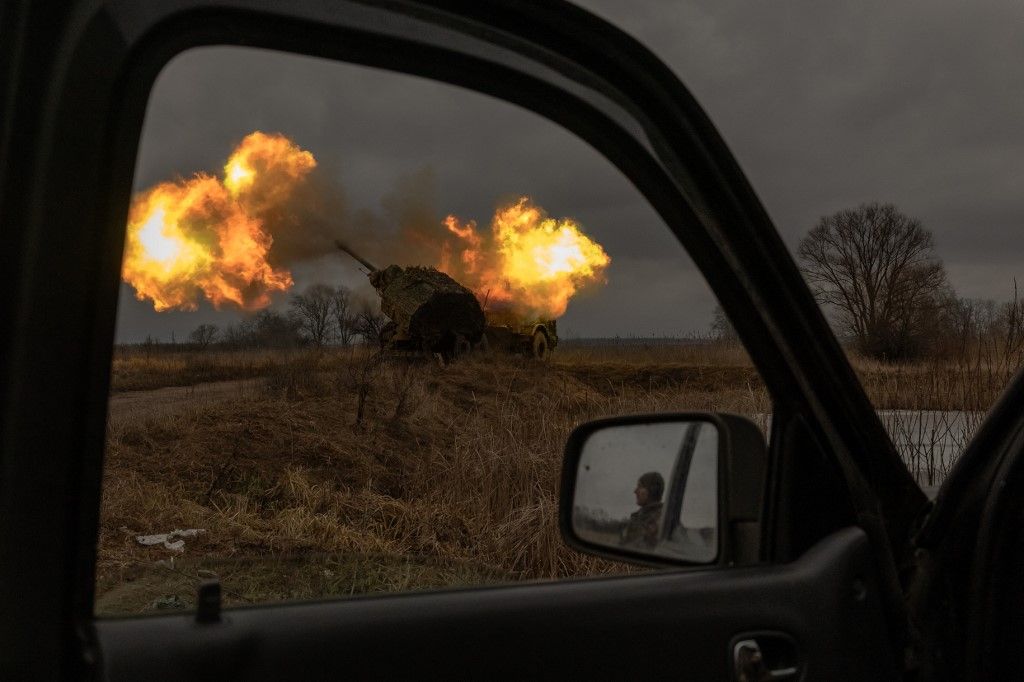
750 410 984 499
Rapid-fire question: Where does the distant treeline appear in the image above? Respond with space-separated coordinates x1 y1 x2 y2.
121 284 385 353
560 337 710 347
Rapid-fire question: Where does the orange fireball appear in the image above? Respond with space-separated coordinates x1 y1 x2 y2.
122 132 314 311
441 197 610 319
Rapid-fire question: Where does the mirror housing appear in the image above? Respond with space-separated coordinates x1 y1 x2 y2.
559 413 767 567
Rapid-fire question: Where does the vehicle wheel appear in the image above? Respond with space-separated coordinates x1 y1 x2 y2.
531 330 548 360
438 333 470 366
454 334 472 359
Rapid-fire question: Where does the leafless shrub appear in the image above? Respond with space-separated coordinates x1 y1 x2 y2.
331 285 357 347
188 324 219 350
351 350 383 427
388 360 423 425
290 284 335 347
353 301 387 346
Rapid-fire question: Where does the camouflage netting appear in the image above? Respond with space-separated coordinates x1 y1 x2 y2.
370 265 485 348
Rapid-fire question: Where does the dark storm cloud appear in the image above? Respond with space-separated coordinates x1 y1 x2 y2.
117 1 1024 342
120 41 693 341
580 0 1024 298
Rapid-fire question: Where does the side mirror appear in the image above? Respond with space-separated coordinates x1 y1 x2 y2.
559 413 766 567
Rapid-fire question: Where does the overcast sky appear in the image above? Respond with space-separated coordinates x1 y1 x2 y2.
116 0 1024 342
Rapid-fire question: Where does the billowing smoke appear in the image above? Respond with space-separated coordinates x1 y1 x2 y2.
123 131 609 320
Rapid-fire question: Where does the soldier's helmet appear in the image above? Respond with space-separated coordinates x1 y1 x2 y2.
638 471 665 502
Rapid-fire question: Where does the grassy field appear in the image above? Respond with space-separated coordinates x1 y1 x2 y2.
97 340 1020 614
111 348 286 392
98 342 769 614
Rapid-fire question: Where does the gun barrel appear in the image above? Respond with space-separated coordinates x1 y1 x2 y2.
334 240 378 273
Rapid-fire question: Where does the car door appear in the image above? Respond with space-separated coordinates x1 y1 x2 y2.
902 355 1024 680
0 1 932 679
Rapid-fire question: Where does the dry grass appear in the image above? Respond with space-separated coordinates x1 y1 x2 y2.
851 356 1018 411
97 338 1022 613
97 343 768 614
111 348 276 392
848 339 1023 485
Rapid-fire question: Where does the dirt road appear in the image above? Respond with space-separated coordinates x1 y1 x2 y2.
107 379 263 423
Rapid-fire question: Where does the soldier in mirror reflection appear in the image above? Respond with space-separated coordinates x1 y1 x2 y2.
620 471 665 549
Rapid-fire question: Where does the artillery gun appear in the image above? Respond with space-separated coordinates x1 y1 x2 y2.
335 241 486 362
336 241 557 361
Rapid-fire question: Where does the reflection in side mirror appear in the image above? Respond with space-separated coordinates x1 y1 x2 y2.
570 420 718 564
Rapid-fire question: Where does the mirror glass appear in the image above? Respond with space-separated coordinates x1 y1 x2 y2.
571 420 718 563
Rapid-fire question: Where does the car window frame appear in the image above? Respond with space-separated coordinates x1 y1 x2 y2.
0 0 930 674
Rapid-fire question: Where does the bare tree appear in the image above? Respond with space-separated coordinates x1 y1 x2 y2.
353 300 387 345
188 323 219 350
331 285 356 347
289 283 335 347
798 203 950 360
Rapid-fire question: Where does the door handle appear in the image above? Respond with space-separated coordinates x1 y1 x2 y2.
733 638 799 681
